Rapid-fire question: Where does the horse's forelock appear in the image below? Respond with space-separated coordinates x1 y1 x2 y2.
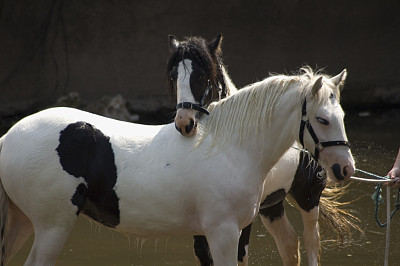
299 68 342 116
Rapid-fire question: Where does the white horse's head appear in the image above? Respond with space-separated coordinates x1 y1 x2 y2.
167 34 227 136
298 69 354 181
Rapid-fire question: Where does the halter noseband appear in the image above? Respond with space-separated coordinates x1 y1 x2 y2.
299 99 350 161
176 80 222 116
176 102 209 115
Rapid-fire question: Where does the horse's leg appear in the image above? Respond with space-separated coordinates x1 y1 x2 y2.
24 216 77 266
205 223 240 266
193 222 252 266
300 207 320 266
288 150 325 266
3 201 34 265
193 235 213 266
238 223 252 266
259 201 299 266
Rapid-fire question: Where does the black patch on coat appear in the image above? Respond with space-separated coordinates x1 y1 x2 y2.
238 223 252 262
193 235 213 266
289 151 326 212
56 121 120 228
259 189 286 222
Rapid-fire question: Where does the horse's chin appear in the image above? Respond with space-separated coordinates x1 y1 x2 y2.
183 129 196 137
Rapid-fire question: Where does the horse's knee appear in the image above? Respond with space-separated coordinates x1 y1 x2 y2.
204 224 241 266
260 211 300 266
301 207 320 266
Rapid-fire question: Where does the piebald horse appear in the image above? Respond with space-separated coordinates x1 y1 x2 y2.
0 63 354 266
168 34 357 265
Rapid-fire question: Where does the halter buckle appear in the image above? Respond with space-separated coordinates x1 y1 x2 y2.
181 102 192 109
315 142 324 151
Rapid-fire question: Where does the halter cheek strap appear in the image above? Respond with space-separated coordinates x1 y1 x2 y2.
299 99 351 161
176 80 216 116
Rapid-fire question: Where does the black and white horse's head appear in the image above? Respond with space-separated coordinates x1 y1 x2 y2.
167 34 227 136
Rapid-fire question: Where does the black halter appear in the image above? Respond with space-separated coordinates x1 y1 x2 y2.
299 99 351 161
176 80 220 116
176 102 209 115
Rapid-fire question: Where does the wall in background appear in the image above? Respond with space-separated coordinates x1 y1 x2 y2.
1 0 399 117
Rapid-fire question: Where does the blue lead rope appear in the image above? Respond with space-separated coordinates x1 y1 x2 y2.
355 168 400 227
372 182 400 227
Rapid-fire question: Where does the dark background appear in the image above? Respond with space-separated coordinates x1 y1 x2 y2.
1 0 399 119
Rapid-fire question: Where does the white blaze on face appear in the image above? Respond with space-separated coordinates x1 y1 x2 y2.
175 59 199 136
177 59 197 104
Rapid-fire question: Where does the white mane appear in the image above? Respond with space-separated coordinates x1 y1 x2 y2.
197 67 340 150
220 65 238 96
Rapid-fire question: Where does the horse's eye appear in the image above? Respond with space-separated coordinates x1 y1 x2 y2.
198 72 207 81
316 117 329 125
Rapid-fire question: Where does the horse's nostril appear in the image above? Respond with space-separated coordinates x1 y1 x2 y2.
175 123 182 134
185 119 195 134
343 165 354 179
343 167 348 177
332 163 344 180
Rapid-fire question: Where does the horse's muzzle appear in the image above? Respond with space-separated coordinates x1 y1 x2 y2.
175 118 197 136
332 163 354 181
174 109 198 137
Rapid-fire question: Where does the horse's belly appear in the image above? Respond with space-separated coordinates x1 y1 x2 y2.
115 215 199 237
115 195 200 237
113 175 201 236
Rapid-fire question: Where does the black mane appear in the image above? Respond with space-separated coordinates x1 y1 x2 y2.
166 36 227 104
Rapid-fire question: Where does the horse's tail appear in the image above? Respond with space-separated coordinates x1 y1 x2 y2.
0 135 9 266
318 182 364 247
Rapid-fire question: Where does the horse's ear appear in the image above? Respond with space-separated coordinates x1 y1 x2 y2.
311 77 323 95
169 35 179 51
208 33 223 55
331 69 347 90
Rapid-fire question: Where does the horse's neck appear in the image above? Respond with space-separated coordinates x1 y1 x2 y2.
214 68 301 178
204 84 300 181
245 87 301 181
260 88 301 174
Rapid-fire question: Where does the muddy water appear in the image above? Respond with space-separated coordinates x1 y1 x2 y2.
7 109 400 265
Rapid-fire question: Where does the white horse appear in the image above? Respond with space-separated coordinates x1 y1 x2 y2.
169 34 357 266
0 69 354 265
